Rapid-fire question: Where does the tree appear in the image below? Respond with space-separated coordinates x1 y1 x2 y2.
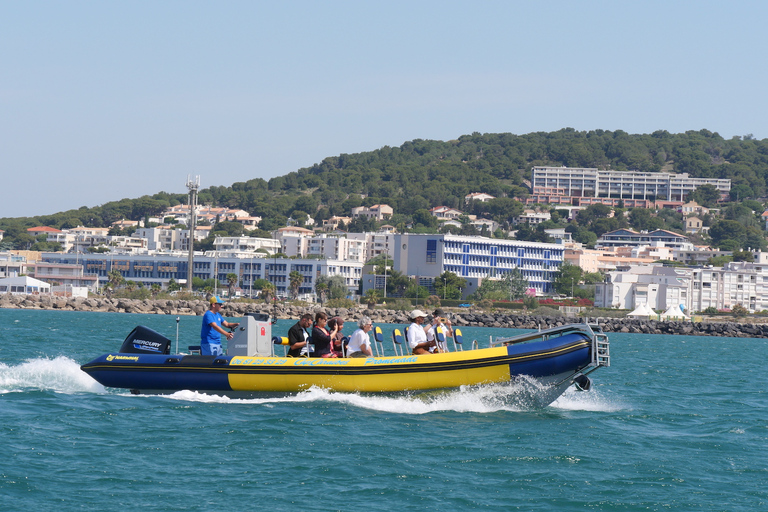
289 270 303 299
554 263 583 296
226 273 239 297
363 289 381 307
260 281 276 303
689 184 721 206
503 269 529 300
433 271 467 300
315 280 328 304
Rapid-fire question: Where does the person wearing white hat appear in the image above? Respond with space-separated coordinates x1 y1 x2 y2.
407 309 439 355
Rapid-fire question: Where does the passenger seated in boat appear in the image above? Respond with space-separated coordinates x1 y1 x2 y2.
327 316 345 357
287 313 313 357
347 316 373 358
407 309 439 355
311 312 339 358
427 308 453 353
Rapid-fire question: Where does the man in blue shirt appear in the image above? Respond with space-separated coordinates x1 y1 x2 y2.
200 296 239 356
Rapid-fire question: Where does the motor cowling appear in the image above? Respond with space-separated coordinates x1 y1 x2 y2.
120 325 172 354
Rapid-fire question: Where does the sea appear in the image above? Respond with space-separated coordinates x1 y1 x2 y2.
1 309 766 511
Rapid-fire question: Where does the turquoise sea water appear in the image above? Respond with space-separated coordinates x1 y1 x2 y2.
1 309 766 511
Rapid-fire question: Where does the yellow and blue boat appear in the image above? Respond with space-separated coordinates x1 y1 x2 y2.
80 313 610 405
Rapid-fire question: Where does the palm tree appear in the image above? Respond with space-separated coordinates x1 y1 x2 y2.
363 289 381 308
150 283 161 297
226 273 239 298
315 281 328 304
289 271 303 300
261 282 276 303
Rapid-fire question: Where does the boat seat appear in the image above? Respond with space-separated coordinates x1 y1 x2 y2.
453 329 463 351
272 336 290 357
373 326 385 356
392 328 406 356
188 345 201 355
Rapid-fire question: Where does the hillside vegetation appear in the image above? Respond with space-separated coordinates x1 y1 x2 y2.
2 129 768 244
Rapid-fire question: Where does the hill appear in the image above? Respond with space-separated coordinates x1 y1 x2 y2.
2 128 767 247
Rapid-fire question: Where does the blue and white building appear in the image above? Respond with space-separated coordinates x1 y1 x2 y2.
365 234 564 296
41 252 363 299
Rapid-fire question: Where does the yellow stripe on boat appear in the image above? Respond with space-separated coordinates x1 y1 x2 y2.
227 347 513 393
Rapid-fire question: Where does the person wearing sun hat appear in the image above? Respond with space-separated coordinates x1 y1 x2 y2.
406 309 439 355
200 295 239 356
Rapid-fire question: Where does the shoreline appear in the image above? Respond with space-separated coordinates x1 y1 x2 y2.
2 295 767 338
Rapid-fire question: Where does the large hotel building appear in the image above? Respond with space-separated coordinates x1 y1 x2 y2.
529 166 731 206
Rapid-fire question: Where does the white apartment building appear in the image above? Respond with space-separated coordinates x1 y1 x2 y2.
690 261 768 313
213 236 280 255
135 227 186 252
594 265 692 312
532 166 731 201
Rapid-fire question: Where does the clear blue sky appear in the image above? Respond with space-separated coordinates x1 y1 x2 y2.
2 1 766 218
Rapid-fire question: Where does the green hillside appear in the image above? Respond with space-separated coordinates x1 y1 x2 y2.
2 128 768 251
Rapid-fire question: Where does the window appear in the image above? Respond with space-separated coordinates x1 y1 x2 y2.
426 239 437 263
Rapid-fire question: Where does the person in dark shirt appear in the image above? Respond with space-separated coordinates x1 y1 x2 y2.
311 312 339 358
287 313 313 357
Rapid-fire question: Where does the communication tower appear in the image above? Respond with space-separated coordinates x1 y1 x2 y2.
186 175 200 291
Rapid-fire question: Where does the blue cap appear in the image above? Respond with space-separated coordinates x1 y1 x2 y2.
210 295 225 305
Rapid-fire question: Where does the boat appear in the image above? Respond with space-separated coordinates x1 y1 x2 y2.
80 312 610 405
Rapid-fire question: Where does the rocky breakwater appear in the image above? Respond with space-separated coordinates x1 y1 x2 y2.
2 295 768 338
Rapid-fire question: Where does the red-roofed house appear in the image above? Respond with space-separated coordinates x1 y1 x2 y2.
27 226 62 235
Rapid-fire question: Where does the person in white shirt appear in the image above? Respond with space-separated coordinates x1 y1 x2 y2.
347 316 373 358
406 309 439 355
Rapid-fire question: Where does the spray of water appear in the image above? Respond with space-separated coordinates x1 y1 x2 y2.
0 356 105 394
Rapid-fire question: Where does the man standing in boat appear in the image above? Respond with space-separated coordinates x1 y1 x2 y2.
200 296 239 356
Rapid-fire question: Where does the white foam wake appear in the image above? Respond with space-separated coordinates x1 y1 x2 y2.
0 356 105 394
155 377 621 414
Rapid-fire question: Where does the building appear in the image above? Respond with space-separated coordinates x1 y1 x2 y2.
531 166 731 203
594 265 692 312
322 216 352 231
0 252 29 278
515 209 551 225
596 229 692 250
465 192 496 203
350 204 393 221
684 217 705 235
690 261 768 313
213 236 280 255
30 261 99 293
41 252 363 299
368 234 564 296
0 276 51 295
429 206 463 221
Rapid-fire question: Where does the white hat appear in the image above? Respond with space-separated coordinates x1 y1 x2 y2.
409 309 427 319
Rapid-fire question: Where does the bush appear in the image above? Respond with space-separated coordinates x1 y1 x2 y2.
703 306 719 315
424 295 441 307
325 298 356 309
731 304 748 318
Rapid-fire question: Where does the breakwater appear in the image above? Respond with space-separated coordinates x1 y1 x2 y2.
2 294 766 338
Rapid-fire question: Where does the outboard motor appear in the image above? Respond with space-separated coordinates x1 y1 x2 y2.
120 325 172 354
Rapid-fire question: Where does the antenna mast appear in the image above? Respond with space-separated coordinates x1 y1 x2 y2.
186 175 200 292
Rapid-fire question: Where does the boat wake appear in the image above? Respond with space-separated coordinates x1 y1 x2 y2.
0 356 105 394
155 375 620 414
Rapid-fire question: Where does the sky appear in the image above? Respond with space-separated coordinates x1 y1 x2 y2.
3 1 768 218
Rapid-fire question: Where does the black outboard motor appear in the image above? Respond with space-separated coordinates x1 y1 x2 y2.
120 325 172 354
